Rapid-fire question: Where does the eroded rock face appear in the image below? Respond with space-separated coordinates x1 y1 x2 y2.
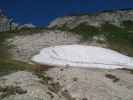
46 67 133 100
0 71 66 100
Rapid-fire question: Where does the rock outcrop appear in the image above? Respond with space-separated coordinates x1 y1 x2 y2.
0 11 18 32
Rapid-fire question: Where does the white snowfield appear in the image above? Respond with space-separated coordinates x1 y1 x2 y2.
31 45 133 69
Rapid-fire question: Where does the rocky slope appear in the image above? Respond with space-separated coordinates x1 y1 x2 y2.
4 28 133 100
1 67 133 100
48 9 133 29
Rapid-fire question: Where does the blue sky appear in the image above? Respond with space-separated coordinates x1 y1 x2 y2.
0 0 133 26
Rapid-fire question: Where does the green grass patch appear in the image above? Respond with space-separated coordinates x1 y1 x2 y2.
0 27 48 35
122 20 133 31
57 22 133 45
0 32 14 59
0 59 35 76
71 23 100 40
70 22 133 46
11 27 48 35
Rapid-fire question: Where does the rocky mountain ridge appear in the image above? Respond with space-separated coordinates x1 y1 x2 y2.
48 9 133 29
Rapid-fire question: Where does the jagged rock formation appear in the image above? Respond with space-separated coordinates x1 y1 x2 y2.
48 9 133 29
0 16 11 32
0 10 18 32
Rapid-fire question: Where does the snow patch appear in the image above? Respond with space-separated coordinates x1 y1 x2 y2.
31 45 133 69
